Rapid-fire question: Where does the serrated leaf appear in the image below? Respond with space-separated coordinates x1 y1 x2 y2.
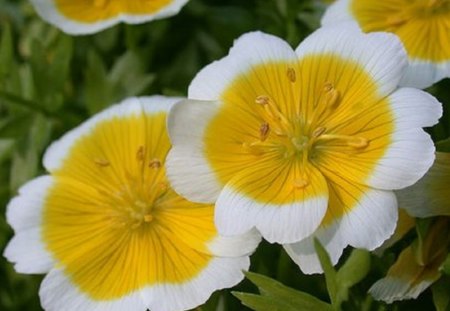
337 249 371 289
244 271 333 311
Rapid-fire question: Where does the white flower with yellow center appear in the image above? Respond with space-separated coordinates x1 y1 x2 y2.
166 25 442 274
30 0 189 35
322 0 450 88
3 96 260 311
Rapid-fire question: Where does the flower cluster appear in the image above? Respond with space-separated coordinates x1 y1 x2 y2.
3 0 448 310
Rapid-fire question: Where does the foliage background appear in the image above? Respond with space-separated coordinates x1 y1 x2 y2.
0 0 449 310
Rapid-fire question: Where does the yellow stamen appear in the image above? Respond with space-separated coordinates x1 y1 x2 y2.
312 126 326 138
255 95 270 105
294 178 309 189
347 137 370 149
287 67 296 83
144 214 153 223
323 82 340 108
94 158 110 167
260 123 270 141
317 134 370 149
136 146 145 162
149 158 161 169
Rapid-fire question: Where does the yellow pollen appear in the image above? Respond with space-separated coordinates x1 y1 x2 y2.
312 127 326 138
136 146 146 162
94 158 110 167
259 123 270 141
347 137 370 149
323 82 340 108
149 158 162 169
287 67 296 83
385 15 409 27
294 178 309 189
143 214 153 223
255 95 270 105
242 142 265 156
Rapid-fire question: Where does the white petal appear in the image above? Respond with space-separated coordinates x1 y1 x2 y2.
389 88 442 129
3 176 55 274
189 31 298 100
40 268 146 311
400 58 450 89
214 176 328 244
141 257 249 311
44 96 177 173
166 99 223 203
320 0 353 26
30 0 190 35
284 224 347 275
285 188 397 274
207 228 261 257
296 22 407 97
367 128 436 190
4 227 55 274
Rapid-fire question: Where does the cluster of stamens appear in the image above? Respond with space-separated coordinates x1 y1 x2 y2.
94 145 167 230
242 67 370 189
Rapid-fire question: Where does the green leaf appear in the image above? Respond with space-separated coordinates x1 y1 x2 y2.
314 238 339 307
244 271 333 311
441 254 450 275
337 249 371 289
432 276 450 311
0 139 14 163
233 292 294 311
0 22 13 80
436 138 450 153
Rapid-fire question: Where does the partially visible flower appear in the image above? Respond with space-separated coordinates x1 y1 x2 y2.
322 0 450 89
397 152 450 218
3 96 259 311
30 0 190 35
166 25 442 274
370 218 450 303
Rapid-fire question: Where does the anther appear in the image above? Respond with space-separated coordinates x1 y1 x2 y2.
242 142 264 156
259 123 270 141
347 137 370 149
323 82 340 108
94 158 110 167
385 15 408 27
144 214 153 223
287 67 296 83
294 178 309 189
149 158 161 169
255 95 270 105
312 127 326 138
136 146 145 162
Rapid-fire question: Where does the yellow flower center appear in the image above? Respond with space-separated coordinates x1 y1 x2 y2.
205 54 393 209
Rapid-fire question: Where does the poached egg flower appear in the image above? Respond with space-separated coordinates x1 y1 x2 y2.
166 25 442 274
3 96 260 311
322 0 450 89
30 0 189 35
